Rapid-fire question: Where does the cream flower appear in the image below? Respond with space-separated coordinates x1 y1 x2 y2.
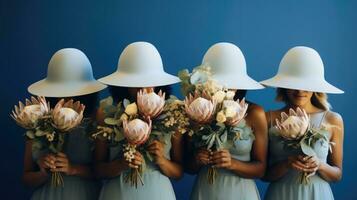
222 98 248 126
52 99 85 132
125 103 138 116
11 96 50 129
225 91 236 100
212 90 226 103
216 111 227 123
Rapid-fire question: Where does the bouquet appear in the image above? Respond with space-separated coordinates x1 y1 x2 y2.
11 96 85 187
272 107 330 184
92 89 190 187
179 65 249 184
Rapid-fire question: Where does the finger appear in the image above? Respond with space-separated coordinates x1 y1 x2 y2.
134 154 143 162
45 155 57 163
44 157 56 166
131 159 142 166
128 163 139 169
214 162 229 168
54 162 68 168
51 167 67 173
293 160 308 169
56 152 67 158
55 157 68 163
44 160 55 169
291 163 305 171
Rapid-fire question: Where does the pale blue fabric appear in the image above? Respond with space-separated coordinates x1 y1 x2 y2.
190 121 260 200
265 111 334 200
31 121 100 200
99 133 176 200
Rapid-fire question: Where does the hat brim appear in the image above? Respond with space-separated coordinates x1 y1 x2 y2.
99 71 180 87
260 74 344 94
212 74 264 90
28 79 107 97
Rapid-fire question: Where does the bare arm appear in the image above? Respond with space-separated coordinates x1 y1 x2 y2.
212 104 268 178
23 140 50 187
317 112 344 182
147 133 184 179
94 139 129 179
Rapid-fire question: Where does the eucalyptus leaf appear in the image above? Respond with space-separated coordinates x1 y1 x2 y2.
104 118 119 125
114 127 124 142
300 140 316 156
25 130 35 139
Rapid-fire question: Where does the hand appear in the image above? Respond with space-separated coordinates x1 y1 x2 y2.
287 155 307 172
37 154 56 175
51 152 74 175
211 149 232 169
125 151 144 169
195 148 211 166
302 155 321 174
147 140 166 164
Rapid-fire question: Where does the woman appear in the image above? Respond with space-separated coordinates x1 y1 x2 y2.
261 46 344 200
95 41 183 200
187 42 268 200
23 48 107 200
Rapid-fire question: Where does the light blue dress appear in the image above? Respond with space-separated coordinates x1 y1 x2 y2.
99 133 176 200
31 120 100 200
265 111 334 200
190 121 261 200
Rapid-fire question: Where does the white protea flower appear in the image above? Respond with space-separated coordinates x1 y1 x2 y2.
222 98 248 126
275 107 310 140
225 91 236 100
52 99 85 132
137 89 165 118
11 96 50 129
184 92 216 124
123 118 152 145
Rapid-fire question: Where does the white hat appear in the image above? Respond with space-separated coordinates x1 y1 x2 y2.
260 46 344 94
99 42 180 87
202 42 264 90
28 48 107 97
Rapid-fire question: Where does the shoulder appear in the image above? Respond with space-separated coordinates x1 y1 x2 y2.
325 110 344 129
247 102 265 117
246 102 266 124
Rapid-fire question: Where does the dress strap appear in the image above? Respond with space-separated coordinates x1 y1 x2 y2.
318 110 329 128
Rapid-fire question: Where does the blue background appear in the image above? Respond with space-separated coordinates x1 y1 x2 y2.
1 0 356 199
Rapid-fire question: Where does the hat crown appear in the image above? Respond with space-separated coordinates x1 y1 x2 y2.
278 46 325 80
47 48 94 82
202 42 247 75
117 42 164 75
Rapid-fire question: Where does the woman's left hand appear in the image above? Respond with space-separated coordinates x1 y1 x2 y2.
147 140 166 164
211 149 232 169
51 152 75 175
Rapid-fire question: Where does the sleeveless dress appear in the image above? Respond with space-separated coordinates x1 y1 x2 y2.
31 120 100 200
98 133 176 200
265 111 334 200
190 120 261 200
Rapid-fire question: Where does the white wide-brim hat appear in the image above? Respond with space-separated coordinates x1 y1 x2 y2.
28 48 107 97
260 46 344 94
202 42 264 90
99 41 180 87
